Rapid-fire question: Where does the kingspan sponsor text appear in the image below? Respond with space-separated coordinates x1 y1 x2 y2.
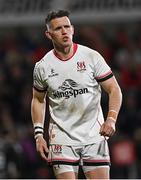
53 88 88 98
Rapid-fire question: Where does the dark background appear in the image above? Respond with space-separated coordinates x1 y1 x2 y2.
0 0 141 179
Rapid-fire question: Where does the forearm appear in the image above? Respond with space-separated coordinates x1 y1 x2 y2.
31 97 46 124
31 97 46 139
31 95 48 159
107 86 122 121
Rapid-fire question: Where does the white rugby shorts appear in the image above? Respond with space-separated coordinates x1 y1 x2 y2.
48 139 110 175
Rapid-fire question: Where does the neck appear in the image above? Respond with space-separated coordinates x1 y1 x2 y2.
54 43 73 60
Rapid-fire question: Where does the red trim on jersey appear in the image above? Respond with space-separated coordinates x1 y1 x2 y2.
53 43 78 61
96 70 113 79
83 159 110 163
48 158 79 163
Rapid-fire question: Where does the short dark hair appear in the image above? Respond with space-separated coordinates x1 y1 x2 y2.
45 10 70 26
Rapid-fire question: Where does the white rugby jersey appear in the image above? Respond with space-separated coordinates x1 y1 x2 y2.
33 43 113 145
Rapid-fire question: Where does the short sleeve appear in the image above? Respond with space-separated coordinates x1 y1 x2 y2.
93 51 113 82
33 62 47 92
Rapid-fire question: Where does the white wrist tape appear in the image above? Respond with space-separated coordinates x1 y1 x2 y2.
33 122 44 139
33 122 44 128
107 110 118 120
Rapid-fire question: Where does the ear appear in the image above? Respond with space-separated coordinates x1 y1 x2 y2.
45 30 52 40
71 25 74 35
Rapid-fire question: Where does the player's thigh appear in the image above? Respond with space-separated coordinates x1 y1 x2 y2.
53 164 78 179
56 171 78 179
84 166 110 179
56 172 78 179
48 145 80 178
82 139 110 179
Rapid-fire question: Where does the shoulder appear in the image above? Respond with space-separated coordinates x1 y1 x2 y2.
77 44 103 62
78 44 101 56
35 49 53 69
77 44 93 52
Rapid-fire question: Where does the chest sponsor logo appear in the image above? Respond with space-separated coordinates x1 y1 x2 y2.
77 61 86 72
48 68 59 77
52 79 88 99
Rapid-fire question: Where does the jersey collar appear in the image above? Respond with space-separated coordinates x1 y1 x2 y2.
53 43 78 61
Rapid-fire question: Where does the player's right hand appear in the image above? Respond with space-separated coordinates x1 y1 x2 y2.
35 135 49 161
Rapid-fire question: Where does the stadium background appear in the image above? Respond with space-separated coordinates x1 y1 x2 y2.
0 0 141 179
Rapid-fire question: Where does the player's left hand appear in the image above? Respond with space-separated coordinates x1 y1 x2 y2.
99 118 116 137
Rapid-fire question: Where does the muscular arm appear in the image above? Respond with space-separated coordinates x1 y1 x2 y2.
31 88 48 160
99 76 122 137
31 88 47 125
100 76 122 116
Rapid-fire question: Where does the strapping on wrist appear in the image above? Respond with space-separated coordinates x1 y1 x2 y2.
107 116 116 122
107 110 118 121
33 122 44 139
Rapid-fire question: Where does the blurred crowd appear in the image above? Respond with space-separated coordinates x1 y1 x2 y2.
0 21 141 179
